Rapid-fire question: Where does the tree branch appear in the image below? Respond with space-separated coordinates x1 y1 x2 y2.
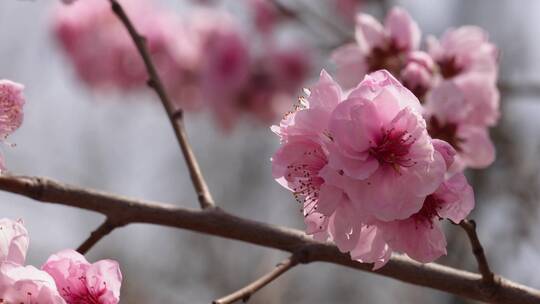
460 219 496 286
108 0 214 210
213 255 300 304
0 175 538 304
77 219 119 254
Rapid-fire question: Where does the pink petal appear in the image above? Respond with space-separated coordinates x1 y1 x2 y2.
458 125 496 169
308 70 342 110
350 225 391 269
355 14 385 52
330 44 368 89
436 173 475 223
384 7 421 51
384 220 447 263
0 218 29 265
432 139 456 169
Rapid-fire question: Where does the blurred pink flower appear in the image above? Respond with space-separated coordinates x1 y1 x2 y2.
0 218 29 266
331 7 420 88
42 250 122 304
424 26 499 170
0 262 66 304
325 70 446 221
53 0 200 109
427 26 498 80
425 79 497 170
200 25 251 129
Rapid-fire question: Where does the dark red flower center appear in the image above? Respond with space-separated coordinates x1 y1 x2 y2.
369 128 416 172
366 42 404 76
61 275 107 304
437 56 463 79
427 116 464 151
412 194 444 228
402 77 430 101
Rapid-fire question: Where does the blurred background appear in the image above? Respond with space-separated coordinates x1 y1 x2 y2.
0 0 539 303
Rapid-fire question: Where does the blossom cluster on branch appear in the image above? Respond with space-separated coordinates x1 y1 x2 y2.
0 218 122 304
53 0 312 130
272 7 499 268
332 7 499 170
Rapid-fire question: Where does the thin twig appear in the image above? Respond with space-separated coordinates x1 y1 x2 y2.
0 175 538 304
77 219 118 254
109 0 215 209
213 255 299 304
459 219 496 286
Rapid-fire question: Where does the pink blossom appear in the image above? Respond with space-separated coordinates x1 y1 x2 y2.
0 80 25 140
0 218 29 266
53 0 199 109
271 71 342 192
379 172 474 263
272 69 476 267
42 250 122 304
0 262 66 304
331 7 420 88
349 152 474 268
427 26 498 80
325 70 446 221
425 79 496 170
194 9 312 130
200 28 250 98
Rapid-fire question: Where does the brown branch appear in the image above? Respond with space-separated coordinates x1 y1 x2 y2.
498 81 540 96
77 219 119 254
108 0 214 210
0 175 539 304
460 219 496 286
213 255 300 304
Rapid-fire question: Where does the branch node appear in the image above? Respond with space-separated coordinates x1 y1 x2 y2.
172 109 183 121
